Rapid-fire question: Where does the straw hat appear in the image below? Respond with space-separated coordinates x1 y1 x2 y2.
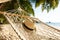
23 18 36 30
0 0 11 3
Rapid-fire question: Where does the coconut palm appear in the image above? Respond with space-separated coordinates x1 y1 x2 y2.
0 0 59 23
35 0 59 12
0 0 59 15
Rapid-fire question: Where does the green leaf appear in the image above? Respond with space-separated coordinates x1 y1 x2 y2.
36 0 59 12
19 0 34 16
0 14 8 24
36 0 44 7
0 0 19 11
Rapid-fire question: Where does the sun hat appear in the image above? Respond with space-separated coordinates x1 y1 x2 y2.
23 18 36 30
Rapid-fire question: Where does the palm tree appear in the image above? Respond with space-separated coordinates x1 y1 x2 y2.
35 0 59 12
0 0 59 15
0 0 59 23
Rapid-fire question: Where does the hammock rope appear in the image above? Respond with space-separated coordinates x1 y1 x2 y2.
0 11 60 40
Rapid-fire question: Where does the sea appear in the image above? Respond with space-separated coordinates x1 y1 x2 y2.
46 22 60 30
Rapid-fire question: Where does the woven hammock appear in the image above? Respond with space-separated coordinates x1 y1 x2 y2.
0 11 60 40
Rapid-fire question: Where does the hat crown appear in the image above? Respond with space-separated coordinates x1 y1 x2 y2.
23 19 35 29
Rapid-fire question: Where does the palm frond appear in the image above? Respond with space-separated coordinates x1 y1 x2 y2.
36 0 59 12
18 0 34 16
0 0 19 11
36 0 44 7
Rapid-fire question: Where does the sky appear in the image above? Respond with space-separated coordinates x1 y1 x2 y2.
32 2 60 23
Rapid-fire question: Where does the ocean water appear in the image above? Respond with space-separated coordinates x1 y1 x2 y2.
46 22 60 30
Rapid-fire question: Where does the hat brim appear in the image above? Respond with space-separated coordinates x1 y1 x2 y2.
23 19 35 30
23 23 34 30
